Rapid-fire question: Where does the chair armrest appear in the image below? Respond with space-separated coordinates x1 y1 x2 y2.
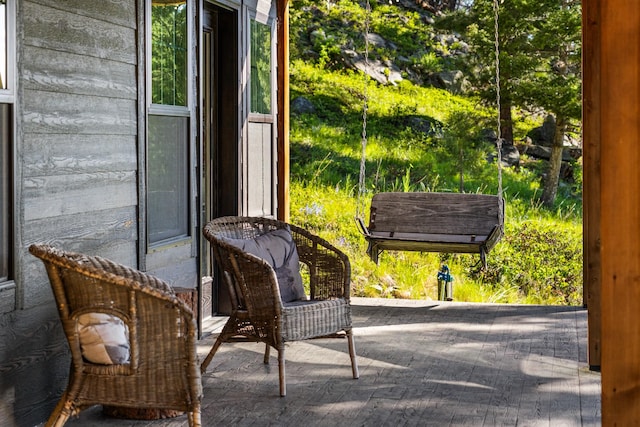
355 216 370 237
218 241 283 319
287 223 351 301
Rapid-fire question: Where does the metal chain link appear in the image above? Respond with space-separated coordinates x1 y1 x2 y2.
356 0 370 220
493 0 504 221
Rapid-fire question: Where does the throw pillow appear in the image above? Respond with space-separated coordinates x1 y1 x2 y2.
222 228 306 302
77 312 131 365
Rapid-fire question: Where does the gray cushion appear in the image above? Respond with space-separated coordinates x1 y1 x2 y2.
77 313 130 365
222 228 306 303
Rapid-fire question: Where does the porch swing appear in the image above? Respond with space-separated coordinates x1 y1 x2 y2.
355 0 504 267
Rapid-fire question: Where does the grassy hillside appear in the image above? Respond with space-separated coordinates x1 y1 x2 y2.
287 1 583 305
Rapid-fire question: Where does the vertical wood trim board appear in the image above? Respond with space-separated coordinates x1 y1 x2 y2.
582 0 601 370
598 1 640 423
277 0 290 222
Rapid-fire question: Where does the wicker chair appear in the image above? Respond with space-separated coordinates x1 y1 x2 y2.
201 216 359 396
29 244 202 427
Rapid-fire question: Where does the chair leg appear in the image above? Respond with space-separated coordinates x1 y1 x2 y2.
263 343 270 364
201 316 242 373
347 329 360 379
278 347 286 397
45 396 72 427
200 334 225 374
188 405 202 427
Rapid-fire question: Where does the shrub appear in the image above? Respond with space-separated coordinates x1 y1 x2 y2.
468 221 583 305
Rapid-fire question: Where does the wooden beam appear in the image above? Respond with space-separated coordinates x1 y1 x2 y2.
582 0 601 370
276 0 290 222
597 1 640 423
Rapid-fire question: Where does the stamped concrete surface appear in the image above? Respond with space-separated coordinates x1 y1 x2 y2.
60 298 601 426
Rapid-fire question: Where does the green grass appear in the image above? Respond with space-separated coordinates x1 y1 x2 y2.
289 62 583 305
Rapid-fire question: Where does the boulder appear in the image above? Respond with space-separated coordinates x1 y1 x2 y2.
291 97 316 115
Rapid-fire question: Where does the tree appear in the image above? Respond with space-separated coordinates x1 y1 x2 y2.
437 0 581 206
520 0 581 207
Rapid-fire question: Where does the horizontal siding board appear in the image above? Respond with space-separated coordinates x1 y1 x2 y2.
0 287 15 314
23 1 136 64
23 207 138 252
0 304 69 425
23 171 137 221
22 90 136 135
27 0 136 29
22 45 137 100
23 134 136 177
22 207 138 308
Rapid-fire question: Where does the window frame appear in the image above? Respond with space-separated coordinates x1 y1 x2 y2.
144 0 195 252
248 11 275 119
0 0 15 102
0 0 16 294
249 17 273 115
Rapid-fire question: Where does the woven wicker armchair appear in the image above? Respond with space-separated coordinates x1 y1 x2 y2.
201 216 359 396
29 244 202 427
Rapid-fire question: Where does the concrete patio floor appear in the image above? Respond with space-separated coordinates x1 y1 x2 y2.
62 297 601 426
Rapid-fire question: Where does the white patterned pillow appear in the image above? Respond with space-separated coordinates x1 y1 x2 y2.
222 228 306 303
77 313 130 365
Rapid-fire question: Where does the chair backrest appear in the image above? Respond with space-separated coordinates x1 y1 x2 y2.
204 216 351 304
203 217 283 316
29 244 198 374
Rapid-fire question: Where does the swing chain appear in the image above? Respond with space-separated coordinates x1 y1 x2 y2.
493 0 504 223
356 0 371 221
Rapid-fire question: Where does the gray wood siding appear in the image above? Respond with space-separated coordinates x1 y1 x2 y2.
22 1 136 64
247 121 274 217
0 1 140 425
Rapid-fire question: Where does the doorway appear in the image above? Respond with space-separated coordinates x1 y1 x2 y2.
201 2 238 319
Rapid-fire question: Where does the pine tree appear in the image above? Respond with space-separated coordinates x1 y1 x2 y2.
439 0 581 206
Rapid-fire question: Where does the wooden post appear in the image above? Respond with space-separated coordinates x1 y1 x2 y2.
276 0 290 222
581 0 601 371
594 1 640 423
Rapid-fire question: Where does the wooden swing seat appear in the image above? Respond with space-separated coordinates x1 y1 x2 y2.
357 192 504 265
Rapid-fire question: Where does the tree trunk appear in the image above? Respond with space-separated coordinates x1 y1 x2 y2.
541 115 566 207
499 100 514 145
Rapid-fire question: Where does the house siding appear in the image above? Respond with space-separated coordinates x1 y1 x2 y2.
0 1 140 424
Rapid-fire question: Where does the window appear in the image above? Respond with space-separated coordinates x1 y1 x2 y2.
250 19 272 114
0 0 13 285
147 114 189 244
151 1 187 106
147 0 190 246
0 0 7 90
0 104 10 283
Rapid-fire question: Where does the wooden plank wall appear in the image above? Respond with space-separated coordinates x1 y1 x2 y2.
0 1 139 424
591 1 640 424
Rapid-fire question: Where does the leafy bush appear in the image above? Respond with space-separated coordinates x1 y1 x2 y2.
469 221 583 305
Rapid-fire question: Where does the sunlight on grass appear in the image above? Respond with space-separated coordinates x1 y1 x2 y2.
289 61 583 306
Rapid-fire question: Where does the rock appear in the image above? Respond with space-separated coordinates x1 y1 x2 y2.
433 70 470 94
500 143 520 167
366 33 388 49
343 50 403 85
527 114 556 146
291 97 316 115
516 142 582 162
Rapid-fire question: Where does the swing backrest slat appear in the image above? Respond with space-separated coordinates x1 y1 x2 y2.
368 192 502 238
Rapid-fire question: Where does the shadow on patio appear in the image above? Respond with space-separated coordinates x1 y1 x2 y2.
62 298 601 426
